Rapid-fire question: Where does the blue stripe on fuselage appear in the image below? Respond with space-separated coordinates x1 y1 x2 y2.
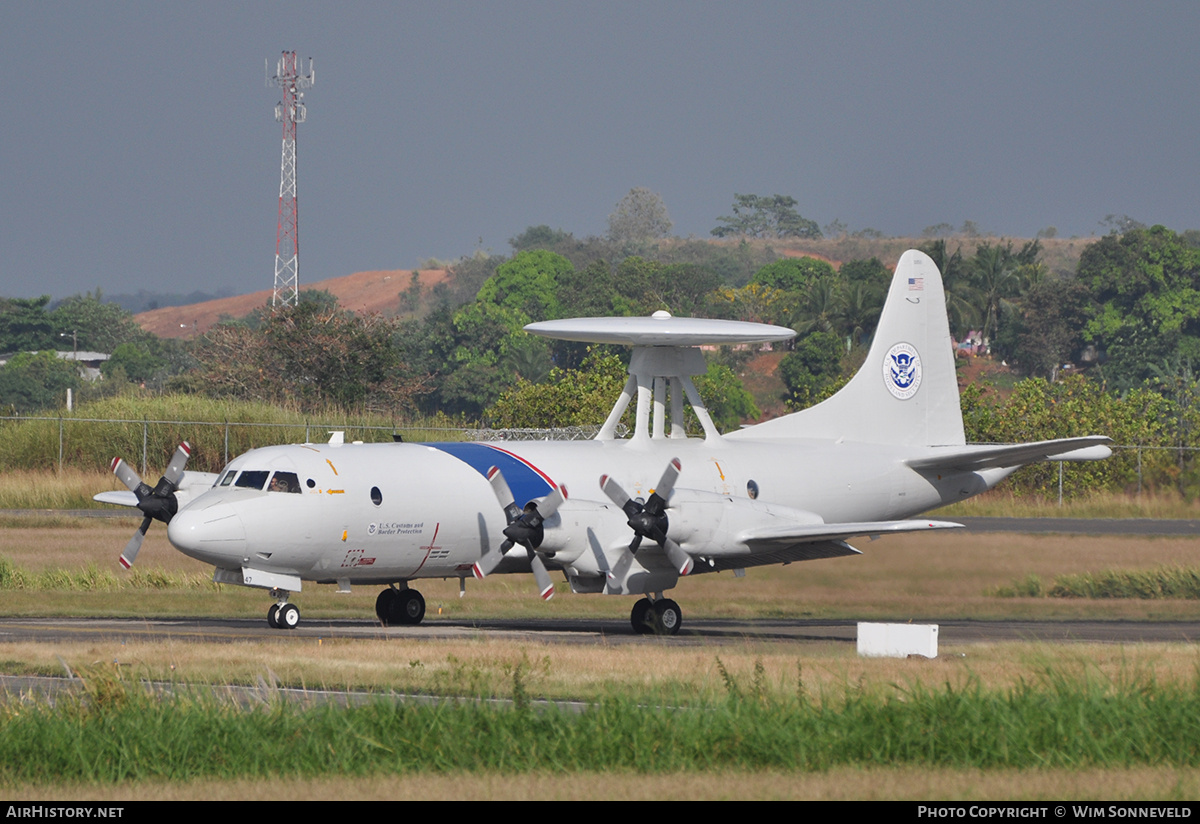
424 442 554 507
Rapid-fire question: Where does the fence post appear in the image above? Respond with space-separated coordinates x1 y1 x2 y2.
1058 461 1063 507
1137 447 1142 497
224 420 229 466
58 415 63 474
141 417 148 476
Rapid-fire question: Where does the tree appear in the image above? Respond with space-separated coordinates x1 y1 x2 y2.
614 257 720 316
1079 226 1200 388
1002 278 1091 379
0 350 80 412
48 292 146 354
751 257 835 292
486 351 630 429
693 361 760 431
0 296 55 352
711 194 821 239
607 187 673 245
102 342 167 384
189 303 422 413
509 225 571 252
778 331 843 409
476 250 572 323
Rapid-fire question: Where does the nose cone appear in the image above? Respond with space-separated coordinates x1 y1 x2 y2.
168 500 247 565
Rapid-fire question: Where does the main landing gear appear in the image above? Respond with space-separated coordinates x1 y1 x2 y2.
267 589 300 629
630 595 682 636
375 585 426 626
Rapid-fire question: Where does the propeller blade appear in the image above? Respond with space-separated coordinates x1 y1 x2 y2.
653 458 682 503
472 549 504 580
486 466 522 523
111 458 144 494
535 485 566 521
600 474 635 513
601 459 687 572
663 537 694 577
119 516 152 569
161 442 192 487
529 552 554 601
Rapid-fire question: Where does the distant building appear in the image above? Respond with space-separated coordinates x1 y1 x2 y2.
0 350 111 382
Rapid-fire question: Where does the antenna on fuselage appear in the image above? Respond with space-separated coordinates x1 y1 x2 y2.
523 312 795 442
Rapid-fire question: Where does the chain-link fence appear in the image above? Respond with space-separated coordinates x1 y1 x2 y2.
0 415 628 475
1 413 1196 497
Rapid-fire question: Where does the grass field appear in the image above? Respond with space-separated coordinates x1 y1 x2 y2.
1 507 1199 800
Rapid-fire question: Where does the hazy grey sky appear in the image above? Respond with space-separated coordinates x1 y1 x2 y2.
3 1 1198 298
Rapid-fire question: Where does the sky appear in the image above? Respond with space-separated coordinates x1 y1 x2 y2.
3 1 1199 299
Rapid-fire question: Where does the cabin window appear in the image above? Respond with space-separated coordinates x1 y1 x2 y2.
234 470 270 490
269 472 301 493
370 486 383 506
306 478 316 489
747 480 759 500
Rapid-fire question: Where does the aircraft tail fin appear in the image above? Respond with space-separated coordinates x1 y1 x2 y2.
731 249 965 447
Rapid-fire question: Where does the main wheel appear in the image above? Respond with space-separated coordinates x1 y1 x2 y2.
630 598 654 634
376 588 397 625
388 588 425 626
278 603 300 629
267 603 281 629
651 599 682 636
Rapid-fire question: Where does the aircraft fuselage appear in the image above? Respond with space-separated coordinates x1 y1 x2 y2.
166 435 998 595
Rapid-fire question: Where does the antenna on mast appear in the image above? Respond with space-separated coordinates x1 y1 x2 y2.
266 51 314 309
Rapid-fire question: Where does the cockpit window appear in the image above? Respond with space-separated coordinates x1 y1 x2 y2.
218 471 236 487
268 472 301 494
234 470 270 490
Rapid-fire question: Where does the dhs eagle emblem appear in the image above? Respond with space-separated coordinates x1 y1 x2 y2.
882 342 922 400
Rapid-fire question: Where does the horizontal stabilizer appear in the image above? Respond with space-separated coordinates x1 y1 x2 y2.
906 437 1112 473
739 518 963 549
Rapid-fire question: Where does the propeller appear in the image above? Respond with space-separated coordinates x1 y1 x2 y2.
110 442 192 569
473 466 566 600
600 457 694 576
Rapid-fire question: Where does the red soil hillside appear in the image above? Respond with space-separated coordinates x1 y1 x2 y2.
136 268 448 339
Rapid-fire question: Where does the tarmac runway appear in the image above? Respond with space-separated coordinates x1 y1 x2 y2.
0 615 1197 646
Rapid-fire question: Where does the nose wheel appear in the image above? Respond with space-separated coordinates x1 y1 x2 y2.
267 600 300 629
267 589 299 629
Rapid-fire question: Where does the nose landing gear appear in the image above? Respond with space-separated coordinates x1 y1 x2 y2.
267 590 300 629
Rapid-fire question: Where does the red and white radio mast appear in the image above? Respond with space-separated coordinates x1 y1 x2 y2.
266 52 314 309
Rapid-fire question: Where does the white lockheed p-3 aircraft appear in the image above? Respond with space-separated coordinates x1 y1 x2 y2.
99 250 1110 634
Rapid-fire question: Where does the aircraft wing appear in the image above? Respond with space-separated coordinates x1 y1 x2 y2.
93 470 221 509
689 519 962 574
739 518 963 546
906 437 1112 473
94 490 139 507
